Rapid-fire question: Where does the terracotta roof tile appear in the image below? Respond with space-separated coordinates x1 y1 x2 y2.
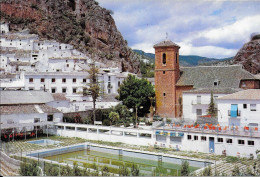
154 40 180 48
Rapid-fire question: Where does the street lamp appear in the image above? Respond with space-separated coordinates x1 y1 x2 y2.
135 105 143 128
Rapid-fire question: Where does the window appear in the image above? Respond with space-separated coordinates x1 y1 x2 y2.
73 88 77 93
194 136 198 140
73 100 76 102
83 78 86 83
214 80 220 86
29 78 33 83
67 64 69 67
83 88 87 95
163 71 165 74
40 78 45 83
226 139 232 144
217 138 223 143
118 81 120 87
162 53 166 64
196 109 202 116
248 140 254 146
243 104 247 109
29 87 34 91
163 93 166 96
250 104 256 111
47 115 53 121
62 78 66 83
108 76 111 81
197 95 201 104
73 78 76 83
201 136 207 141
187 135 192 140
176 53 178 63
238 139 245 145
108 89 111 94
51 88 56 93
34 118 40 123
52 78 55 83
62 88 67 93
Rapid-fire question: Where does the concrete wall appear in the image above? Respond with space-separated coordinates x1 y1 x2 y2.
53 123 260 158
55 123 155 146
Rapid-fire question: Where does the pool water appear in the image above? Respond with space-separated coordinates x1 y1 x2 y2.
44 149 199 176
27 139 61 146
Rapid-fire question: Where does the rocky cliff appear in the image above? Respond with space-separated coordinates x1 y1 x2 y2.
0 0 140 73
233 37 260 74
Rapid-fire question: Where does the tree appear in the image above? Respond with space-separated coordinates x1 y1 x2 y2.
84 62 100 124
117 74 155 116
180 160 190 176
119 165 130 176
20 161 40 176
207 91 217 117
101 165 110 176
109 111 120 126
131 163 139 176
232 165 240 176
73 162 81 176
114 104 131 125
202 166 212 176
61 164 73 176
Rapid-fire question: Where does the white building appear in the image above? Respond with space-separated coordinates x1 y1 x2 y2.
0 90 63 139
0 22 9 34
182 88 241 122
217 89 260 127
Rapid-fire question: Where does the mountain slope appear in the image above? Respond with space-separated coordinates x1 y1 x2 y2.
133 49 233 66
0 0 140 73
233 38 260 74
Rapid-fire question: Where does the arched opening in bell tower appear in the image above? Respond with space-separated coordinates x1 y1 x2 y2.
162 53 166 64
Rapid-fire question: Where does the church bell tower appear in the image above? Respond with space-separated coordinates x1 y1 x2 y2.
153 40 180 118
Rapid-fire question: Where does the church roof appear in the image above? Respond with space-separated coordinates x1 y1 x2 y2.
153 40 180 48
176 65 257 88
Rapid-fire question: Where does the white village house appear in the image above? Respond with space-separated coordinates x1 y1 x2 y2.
0 90 63 139
217 89 260 127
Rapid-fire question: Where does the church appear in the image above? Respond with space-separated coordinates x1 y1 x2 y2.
153 40 260 118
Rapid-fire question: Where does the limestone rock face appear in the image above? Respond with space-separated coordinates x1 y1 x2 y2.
233 38 260 74
0 0 140 73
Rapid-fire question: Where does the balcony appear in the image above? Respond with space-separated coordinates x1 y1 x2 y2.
191 100 209 105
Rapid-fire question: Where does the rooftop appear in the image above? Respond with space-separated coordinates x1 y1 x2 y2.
176 65 257 88
218 89 260 100
153 40 180 48
51 93 69 101
183 88 242 94
0 90 54 105
0 104 61 115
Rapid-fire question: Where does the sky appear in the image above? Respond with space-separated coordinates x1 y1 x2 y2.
96 0 260 59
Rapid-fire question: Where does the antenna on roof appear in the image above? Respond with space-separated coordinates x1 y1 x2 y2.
166 32 168 40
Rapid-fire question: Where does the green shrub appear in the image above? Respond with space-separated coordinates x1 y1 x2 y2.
226 156 239 163
111 160 123 166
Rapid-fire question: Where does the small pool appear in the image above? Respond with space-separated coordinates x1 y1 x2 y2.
27 139 61 146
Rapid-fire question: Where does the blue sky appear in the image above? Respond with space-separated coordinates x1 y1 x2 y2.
96 0 260 58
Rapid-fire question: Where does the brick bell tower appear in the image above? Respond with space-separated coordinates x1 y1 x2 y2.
154 40 180 118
